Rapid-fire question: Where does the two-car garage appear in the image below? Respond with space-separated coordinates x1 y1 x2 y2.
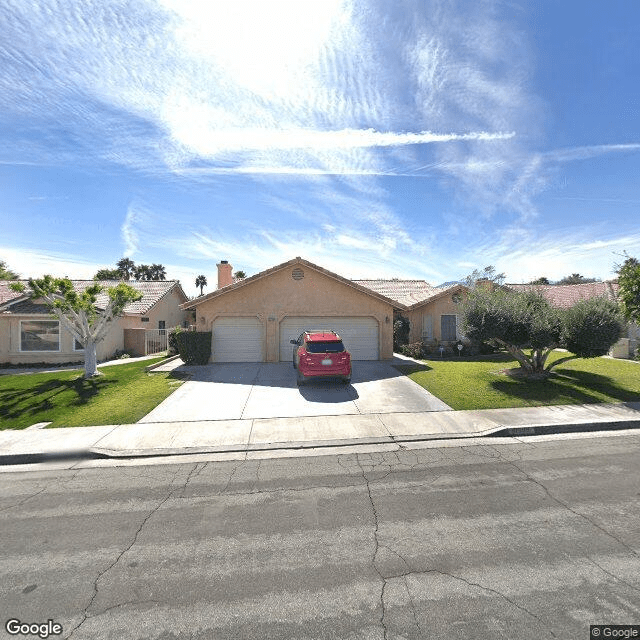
212 316 379 362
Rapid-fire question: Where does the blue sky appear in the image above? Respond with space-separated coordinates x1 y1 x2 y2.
1 0 639 297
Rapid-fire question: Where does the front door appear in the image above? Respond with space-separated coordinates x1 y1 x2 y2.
441 315 457 341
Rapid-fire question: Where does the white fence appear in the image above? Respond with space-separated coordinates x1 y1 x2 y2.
145 329 168 355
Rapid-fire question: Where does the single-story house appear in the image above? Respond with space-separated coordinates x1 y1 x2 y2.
181 257 468 363
506 281 639 358
0 280 188 365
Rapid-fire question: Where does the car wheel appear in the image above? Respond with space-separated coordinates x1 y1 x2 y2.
296 369 306 386
292 350 297 369
342 376 351 384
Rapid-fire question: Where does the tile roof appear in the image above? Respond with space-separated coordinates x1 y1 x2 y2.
0 280 186 315
505 281 619 308
352 279 454 306
0 281 23 305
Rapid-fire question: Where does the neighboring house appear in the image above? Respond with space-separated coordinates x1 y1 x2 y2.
506 281 639 358
181 257 469 363
351 279 467 345
0 280 188 365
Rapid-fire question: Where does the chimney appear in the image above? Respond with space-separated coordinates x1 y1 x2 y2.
217 260 233 289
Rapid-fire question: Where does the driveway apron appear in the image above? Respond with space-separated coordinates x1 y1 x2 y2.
138 361 451 423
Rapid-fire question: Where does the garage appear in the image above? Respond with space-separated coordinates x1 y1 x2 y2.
279 316 379 361
213 316 264 362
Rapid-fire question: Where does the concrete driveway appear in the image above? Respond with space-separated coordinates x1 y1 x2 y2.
139 360 451 422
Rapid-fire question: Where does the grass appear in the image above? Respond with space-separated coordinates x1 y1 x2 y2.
0 357 185 430
395 351 640 410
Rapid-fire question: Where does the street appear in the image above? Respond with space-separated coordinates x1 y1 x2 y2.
1 433 639 640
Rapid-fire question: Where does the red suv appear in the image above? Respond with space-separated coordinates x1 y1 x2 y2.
290 330 351 385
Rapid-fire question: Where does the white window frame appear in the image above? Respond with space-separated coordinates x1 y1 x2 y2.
72 335 84 351
19 319 61 352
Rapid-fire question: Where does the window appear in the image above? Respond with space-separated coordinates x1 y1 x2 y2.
422 314 433 338
141 317 149 323
73 338 84 351
441 315 457 341
305 341 345 353
158 320 166 330
20 320 60 351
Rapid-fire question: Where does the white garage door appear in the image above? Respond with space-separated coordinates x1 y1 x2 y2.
213 317 264 362
279 316 379 361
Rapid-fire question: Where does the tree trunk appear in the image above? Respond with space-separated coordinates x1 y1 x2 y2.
84 340 100 378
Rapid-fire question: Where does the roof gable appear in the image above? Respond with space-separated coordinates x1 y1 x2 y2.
181 257 402 309
0 280 188 315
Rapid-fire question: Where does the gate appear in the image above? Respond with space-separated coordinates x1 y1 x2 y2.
145 329 168 355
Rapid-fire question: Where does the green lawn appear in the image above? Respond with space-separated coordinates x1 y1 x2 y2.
395 351 640 410
0 357 185 429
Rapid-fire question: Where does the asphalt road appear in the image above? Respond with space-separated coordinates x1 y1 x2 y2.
1 434 639 640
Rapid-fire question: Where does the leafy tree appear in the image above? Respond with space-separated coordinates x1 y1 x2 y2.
462 265 505 288
11 277 142 378
234 270 246 279
529 277 550 285
461 287 623 377
195 275 207 296
556 273 598 285
94 268 123 280
0 260 19 279
616 254 640 324
116 258 135 280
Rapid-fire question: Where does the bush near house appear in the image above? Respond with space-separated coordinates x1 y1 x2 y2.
174 331 212 365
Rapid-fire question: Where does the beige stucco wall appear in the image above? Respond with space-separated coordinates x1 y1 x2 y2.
191 264 395 361
0 287 188 365
405 290 467 343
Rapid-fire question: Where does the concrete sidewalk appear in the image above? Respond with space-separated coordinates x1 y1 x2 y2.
1 401 640 465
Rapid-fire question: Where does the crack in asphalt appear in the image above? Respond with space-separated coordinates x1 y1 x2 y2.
354 449 561 639
481 443 639 559
0 470 81 514
355 453 388 640
64 465 189 640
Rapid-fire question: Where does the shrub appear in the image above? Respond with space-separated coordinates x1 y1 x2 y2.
400 341 426 359
168 327 182 355
174 331 211 365
393 316 410 350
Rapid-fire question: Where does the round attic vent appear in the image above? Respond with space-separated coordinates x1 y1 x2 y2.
292 268 304 280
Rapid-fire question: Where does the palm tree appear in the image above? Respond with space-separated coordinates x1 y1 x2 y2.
150 264 167 280
116 257 135 280
195 275 207 295
134 264 152 281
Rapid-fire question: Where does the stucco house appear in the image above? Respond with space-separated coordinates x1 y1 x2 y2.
0 280 188 365
181 257 468 363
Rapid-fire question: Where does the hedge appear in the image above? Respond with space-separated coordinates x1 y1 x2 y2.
174 331 211 365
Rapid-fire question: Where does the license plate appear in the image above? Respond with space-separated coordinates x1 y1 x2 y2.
321 358 333 365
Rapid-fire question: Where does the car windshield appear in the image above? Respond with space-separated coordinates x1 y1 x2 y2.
306 341 345 353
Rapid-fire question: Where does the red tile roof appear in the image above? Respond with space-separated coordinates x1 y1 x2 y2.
506 281 619 308
0 280 186 315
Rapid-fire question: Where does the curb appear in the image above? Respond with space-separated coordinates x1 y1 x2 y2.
145 354 181 372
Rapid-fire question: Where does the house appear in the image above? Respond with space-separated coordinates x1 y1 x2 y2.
0 280 188 365
506 281 639 358
181 257 468 363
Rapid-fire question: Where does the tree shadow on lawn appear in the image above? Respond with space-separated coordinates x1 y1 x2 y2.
393 363 433 375
490 366 640 405
0 376 115 423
